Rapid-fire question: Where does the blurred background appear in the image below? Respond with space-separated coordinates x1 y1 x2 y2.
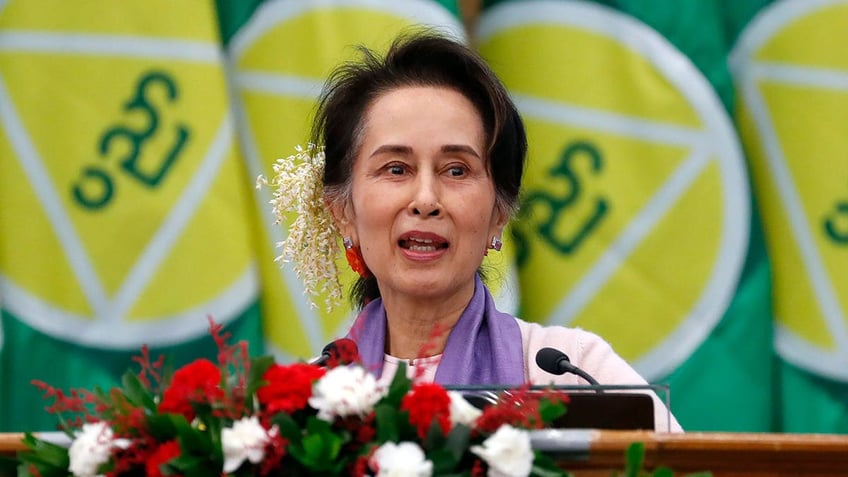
1 0 847 433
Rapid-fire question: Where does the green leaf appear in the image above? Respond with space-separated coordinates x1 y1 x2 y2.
204 417 224 465
651 467 674 477
168 440 220 477
383 361 412 407
538 399 567 423
183 465 215 477
160 414 213 458
270 412 303 446
174 456 220 477
177 426 211 455
305 416 334 436
444 425 471 462
93 386 114 408
427 447 461 474
531 451 571 477
168 453 205 471
19 434 69 469
203 416 223 444
245 355 275 403
423 419 447 449
16 460 69 477
167 412 193 432
288 416 348 469
625 442 646 477
16 437 72 477
293 432 344 470
531 461 570 477
374 404 400 443
51 413 75 439
161 355 175 385
427 425 472 474
146 412 179 439
301 432 324 459
121 371 157 411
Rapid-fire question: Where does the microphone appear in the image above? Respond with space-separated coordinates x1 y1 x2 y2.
535 347 602 389
311 338 360 367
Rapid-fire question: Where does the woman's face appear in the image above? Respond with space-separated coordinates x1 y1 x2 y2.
335 86 506 303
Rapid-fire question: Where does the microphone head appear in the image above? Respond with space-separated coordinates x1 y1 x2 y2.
321 338 360 367
332 338 360 364
535 347 571 375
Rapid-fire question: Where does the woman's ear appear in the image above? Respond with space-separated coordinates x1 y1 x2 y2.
327 197 355 238
487 204 510 249
493 203 511 231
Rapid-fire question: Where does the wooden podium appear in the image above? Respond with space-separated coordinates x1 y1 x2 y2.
4 431 848 475
535 430 848 476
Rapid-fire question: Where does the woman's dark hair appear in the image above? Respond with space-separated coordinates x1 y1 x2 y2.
311 30 527 308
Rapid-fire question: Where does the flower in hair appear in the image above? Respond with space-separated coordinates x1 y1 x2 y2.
258 144 342 309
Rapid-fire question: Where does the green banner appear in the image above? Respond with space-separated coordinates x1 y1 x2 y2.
4 0 848 434
218 0 470 363
478 0 775 431
731 0 848 433
0 0 263 431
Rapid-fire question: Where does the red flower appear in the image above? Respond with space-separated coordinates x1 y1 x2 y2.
146 440 181 477
475 388 568 433
401 383 451 439
257 363 326 414
259 431 288 476
355 420 376 444
158 359 223 420
471 459 486 477
350 453 371 477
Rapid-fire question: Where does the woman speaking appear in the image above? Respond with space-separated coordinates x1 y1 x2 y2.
267 31 681 432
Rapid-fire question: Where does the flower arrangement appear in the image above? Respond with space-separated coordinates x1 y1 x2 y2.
16 321 572 477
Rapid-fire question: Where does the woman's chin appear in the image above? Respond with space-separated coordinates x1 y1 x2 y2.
380 273 474 303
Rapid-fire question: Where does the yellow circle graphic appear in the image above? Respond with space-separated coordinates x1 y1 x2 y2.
731 0 848 381
477 1 749 380
0 0 256 347
229 0 469 361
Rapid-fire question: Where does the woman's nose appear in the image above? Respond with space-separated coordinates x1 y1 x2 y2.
409 174 441 217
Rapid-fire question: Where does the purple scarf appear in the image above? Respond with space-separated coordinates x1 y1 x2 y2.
346 275 525 385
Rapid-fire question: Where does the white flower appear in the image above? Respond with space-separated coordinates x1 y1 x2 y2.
369 441 432 477
448 391 482 427
308 365 385 421
221 416 274 473
470 425 534 477
68 421 128 477
261 144 343 311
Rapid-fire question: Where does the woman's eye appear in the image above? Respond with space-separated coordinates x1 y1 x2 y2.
388 165 405 175
448 166 466 177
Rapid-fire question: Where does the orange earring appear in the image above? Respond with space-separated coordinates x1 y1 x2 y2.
343 237 371 278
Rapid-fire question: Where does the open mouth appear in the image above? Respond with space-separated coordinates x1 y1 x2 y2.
399 236 448 252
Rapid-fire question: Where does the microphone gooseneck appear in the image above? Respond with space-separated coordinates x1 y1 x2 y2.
535 347 602 387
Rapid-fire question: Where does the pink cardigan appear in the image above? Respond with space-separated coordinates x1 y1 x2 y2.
517 319 683 432
378 318 683 432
